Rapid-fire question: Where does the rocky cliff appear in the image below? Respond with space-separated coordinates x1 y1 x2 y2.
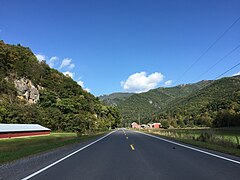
14 77 41 104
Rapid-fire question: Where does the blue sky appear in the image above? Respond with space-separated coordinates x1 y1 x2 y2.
1 0 240 96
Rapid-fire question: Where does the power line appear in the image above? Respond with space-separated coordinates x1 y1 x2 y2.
174 16 240 85
184 60 240 104
162 60 240 113
195 43 240 81
214 61 240 80
191 60 240 93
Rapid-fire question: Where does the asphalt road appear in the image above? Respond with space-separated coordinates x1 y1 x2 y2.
21 129 240 180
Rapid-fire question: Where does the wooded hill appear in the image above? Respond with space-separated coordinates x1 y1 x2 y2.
100 77 240 128
99 92 135 106
0 41 121 134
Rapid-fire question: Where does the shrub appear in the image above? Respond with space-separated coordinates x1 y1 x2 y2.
197 132 213 142
236 136 240 149
161 120 170 129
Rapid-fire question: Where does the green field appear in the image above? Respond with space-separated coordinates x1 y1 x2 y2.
141 128 240 157
0 132 105 164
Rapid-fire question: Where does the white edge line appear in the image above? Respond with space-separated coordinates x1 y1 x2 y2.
21 131 116 180
135 130 240 165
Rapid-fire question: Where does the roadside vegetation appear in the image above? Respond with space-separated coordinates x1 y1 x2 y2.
0 132 106 164
140 127 240 157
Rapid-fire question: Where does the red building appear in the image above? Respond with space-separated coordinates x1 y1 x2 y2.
150 123 162 128
0 124 50 138
131 122 140 129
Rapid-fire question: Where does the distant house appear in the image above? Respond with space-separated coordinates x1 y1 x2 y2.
152 123 161 128
131 122 140 129
0 124 50 139
141 124 149 129
149 123 162 128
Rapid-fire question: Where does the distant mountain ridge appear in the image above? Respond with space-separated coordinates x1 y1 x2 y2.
99 92 135 106
100 80 210 123
100 77 240 127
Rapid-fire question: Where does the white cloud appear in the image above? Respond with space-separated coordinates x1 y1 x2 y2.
35 54 75 69
48 56 58 68
63 71 74 79
69 63 75 69
233 71 240 76
85 88 90 92
60 58 75 69
164 80 173 86
60 58 71 68
77 80 84 87
77 79 90 92
121 72 164 93
35 54 59 68
36 54 46 61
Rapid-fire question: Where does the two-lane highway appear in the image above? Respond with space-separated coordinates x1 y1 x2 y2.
21 129 240 180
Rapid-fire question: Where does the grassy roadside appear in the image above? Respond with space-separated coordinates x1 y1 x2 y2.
0 132 107 164
137 128 240 157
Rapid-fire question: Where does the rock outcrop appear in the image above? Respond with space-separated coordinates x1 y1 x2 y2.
14 78 40 104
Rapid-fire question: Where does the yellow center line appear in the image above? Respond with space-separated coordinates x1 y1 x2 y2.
130 144 135 151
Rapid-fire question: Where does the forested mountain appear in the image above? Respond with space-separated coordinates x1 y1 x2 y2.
161 76 240 128
100 81 209 124
0 41 121 134
99 92 134 106
102 77 240 128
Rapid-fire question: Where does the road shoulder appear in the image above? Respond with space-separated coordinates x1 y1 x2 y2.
0 133 108 180
134 130 240 163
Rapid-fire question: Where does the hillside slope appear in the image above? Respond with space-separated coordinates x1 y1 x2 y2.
118 81 211 125
161 76 240 127
99 92 134 106
102 77 240 128
0 41 121 133
101 81 208 124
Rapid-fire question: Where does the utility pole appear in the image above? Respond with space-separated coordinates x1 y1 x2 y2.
138 111 141 125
